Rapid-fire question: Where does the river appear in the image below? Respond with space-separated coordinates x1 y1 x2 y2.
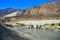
13 26 60 40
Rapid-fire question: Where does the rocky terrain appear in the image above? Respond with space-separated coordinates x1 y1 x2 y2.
0 1 60 22
18 1 60 20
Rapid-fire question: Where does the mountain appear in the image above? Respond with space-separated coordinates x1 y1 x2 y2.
0 7 20 16
3 11 19 17
1 1 60 22
24 1 60 19
12 1 60 20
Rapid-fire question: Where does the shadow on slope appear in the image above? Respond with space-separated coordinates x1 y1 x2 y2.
0 24 29 40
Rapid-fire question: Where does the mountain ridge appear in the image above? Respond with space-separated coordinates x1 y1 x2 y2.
0 7 21 16
0 1 60 22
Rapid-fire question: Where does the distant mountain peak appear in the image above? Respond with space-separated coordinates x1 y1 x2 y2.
0 7 20 17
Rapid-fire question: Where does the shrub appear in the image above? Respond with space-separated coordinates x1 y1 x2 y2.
51 23 55 26
44 24 51 26
16 23 26 26
45 23 60 26
58 23 60 26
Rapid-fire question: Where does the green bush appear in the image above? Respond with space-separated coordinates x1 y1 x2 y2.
58 23 60 26
16 23 26 26
51 23 55 26
44 24 51 26
45 23 60 26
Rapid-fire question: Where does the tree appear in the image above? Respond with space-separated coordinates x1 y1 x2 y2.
58 23 60 26
36 25 39 29
51 23 55 26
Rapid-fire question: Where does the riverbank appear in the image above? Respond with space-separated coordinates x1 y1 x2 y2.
0 24 29 40
3 20 60 32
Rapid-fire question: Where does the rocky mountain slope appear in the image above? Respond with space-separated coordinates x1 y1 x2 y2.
0 7 20 16
18 1 60 20
0 1 60 22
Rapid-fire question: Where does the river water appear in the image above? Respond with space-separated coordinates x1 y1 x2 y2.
13 26 60 40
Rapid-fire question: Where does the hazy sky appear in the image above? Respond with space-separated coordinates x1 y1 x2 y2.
0 0 56 9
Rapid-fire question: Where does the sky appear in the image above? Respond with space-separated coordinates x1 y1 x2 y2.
0 0 56 9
